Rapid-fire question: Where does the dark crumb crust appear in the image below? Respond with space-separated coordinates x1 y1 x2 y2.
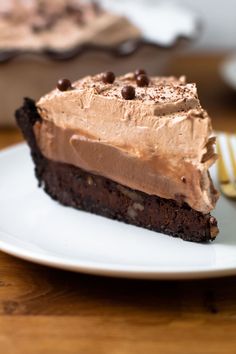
15 98 218 242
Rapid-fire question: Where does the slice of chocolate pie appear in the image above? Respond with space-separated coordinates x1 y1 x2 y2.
16 71 219 242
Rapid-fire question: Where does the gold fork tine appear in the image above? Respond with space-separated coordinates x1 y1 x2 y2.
216 135 236 198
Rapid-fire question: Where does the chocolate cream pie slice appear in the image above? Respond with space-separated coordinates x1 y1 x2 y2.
16 71 219 242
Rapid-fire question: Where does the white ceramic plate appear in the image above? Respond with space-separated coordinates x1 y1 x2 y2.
0 143 236 280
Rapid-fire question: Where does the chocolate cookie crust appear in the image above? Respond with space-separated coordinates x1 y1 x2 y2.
15 98 218 242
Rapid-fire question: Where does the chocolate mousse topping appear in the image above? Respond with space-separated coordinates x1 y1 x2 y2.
34 72 219 214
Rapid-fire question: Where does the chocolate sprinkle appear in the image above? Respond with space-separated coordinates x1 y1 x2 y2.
134 69 147 78
102 71 115 84
136 74 149 87
57 78 72 91
121 86 135 100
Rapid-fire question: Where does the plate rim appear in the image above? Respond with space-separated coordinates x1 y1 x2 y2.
1 233 236 280
0 143 235 280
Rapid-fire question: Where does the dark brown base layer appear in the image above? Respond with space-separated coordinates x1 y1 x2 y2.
16 98 218 242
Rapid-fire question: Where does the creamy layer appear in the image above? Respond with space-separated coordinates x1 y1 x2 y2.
35 73 219 214
0 0 140 51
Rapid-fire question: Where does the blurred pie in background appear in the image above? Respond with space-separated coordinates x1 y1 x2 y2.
0 0 198 125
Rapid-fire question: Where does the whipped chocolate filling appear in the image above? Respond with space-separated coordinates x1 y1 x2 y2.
34 73 219 214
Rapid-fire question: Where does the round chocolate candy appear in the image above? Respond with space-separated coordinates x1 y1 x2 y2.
121 85 136 100
57 78 72 91
136 74 149 87
102 71 115 84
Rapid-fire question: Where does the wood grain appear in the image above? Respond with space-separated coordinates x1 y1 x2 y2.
1 251 236 354
0 129 22 150
1 249 236 354
0 54 236 354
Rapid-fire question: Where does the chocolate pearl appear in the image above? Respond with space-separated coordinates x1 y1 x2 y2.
57 79 72 91
136 74 149 87
134 69 147 78
102 71 115 84
121 86 135 100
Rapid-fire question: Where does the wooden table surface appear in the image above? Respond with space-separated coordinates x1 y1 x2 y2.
0 54 236 354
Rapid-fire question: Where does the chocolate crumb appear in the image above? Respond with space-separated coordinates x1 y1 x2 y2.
136 74 149 87
181 176 186 183
121 86 135 100
102 71 115 84
209 216 218 238
209 216 217 226
57 79 72 92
